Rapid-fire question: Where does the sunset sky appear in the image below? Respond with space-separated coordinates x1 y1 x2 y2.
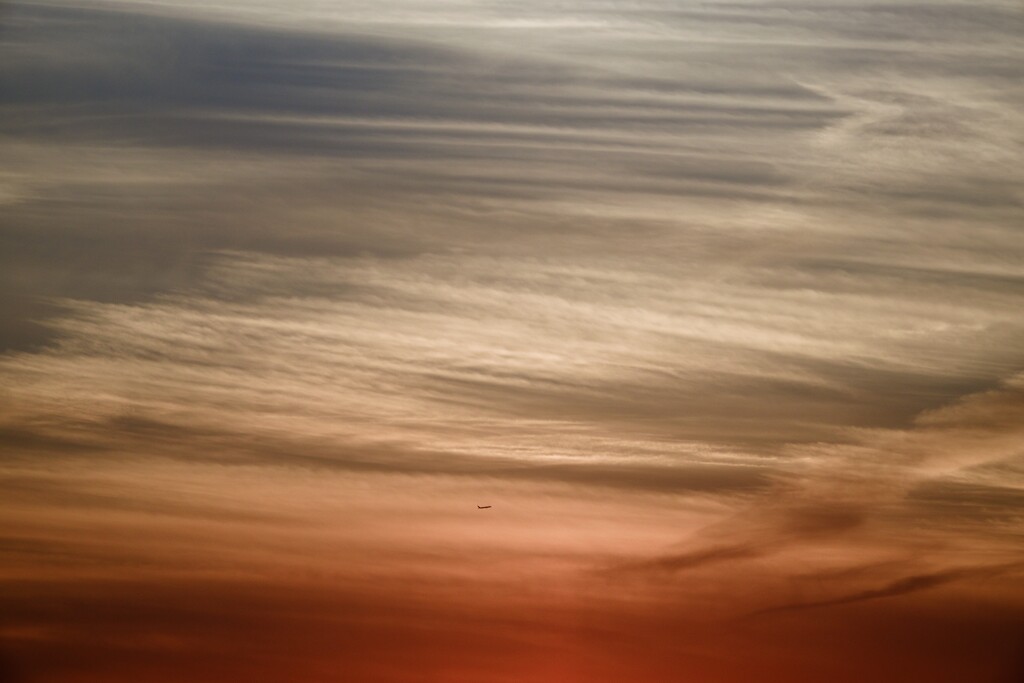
1 1 1023 681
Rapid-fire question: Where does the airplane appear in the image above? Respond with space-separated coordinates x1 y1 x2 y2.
477 505 492 509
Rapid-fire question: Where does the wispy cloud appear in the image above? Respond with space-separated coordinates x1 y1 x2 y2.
1 0 1022 681
749 562 1024 617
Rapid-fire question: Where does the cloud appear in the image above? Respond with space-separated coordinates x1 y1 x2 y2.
613 542 768 574
607 372 1024 622
1 1 1022 681
749 563 1024 617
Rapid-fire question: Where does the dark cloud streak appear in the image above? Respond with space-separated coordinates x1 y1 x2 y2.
749 563 1024 618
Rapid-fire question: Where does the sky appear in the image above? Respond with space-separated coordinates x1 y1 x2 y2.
0 1 1023 681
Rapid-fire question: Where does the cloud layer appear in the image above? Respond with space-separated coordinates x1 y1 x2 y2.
1 1 1022 681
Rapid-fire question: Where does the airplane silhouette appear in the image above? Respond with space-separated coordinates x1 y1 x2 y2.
477 505 492 509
